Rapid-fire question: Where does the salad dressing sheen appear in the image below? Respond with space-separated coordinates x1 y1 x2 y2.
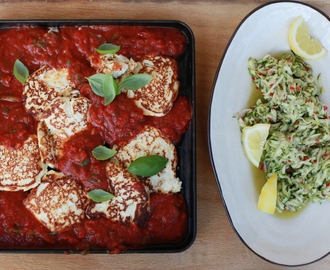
248 80 306 219
247 82 264 108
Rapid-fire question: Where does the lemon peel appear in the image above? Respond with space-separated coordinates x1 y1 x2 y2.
242 123 270 167
288 16 327 60
258 173 278 214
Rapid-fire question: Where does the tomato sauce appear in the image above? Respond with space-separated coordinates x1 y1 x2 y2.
57 130 109 192
80 85 192 147
0 191 187 252
0 25 191 253
146 96 193 144
0 100 37 149
80 85 145 147
148 193 188 244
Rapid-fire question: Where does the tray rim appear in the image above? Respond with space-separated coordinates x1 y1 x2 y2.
0 19 196 254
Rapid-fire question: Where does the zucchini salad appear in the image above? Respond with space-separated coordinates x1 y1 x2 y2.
237 52 330 213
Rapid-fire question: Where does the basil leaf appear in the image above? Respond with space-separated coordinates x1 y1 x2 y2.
127 155 168 176
86 74 107 97
119 74 153 90
88 189 114 203
113 79 120 95
103 74 116 105
95 43 120 54
86 73 120 105
13 59 29 84
92 145 116 160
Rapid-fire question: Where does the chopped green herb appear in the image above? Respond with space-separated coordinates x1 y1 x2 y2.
80 159 89 166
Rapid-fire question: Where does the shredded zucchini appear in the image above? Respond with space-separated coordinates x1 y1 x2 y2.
238 52 330 213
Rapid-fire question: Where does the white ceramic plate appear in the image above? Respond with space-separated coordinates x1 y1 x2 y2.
208 1 330 266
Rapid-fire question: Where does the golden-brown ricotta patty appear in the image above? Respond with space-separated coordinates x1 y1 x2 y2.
37 96 90 168
113 125 182 194
24 170 90 232
124 56 180 117
23 65 79 120
0 135 47 191
86 161 149 227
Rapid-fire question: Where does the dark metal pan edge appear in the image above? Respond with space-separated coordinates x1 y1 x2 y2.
0 19 196 254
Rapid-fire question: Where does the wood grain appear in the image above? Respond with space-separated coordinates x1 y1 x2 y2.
0 1 330 269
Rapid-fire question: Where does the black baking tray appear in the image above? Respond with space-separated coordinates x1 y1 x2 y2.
0 20 196 254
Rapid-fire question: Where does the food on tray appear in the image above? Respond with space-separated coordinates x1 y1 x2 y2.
288 16 327 60
113 125 181 193
24 170 89 232
90 53 136 78
37 96 90 169
122 55 180 117
23 65 78 120
0 25 192 253
237 52 330 214
86 161 150 227
0 135 47 191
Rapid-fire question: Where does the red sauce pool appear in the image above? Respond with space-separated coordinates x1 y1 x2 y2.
0 100 37 149
0 25 191 253
0 191 187 252
80 85 145 147
146 96 193 144
57 130 109 192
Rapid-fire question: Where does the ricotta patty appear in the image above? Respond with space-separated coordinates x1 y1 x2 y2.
89 53 137 78
113 125 182 193
24 170 90 232
86 161 149 227
124 56 180 117
37 96 89 168
23 65 79 120
0 135 47 191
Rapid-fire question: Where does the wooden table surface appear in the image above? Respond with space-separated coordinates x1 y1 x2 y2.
1 0 330 269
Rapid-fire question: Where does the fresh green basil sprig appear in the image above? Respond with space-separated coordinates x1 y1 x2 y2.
127 155 168 177
88 43 152 105
13 59 29 83
86 74 119 105
88 189 114 202
86 73 152 105
92 145 116 160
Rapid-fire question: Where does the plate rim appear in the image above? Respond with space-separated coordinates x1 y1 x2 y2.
208 0 330 266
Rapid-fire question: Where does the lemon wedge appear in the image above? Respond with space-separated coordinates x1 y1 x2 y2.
258 173 278 214
241 123 270 167
288 16 327 60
